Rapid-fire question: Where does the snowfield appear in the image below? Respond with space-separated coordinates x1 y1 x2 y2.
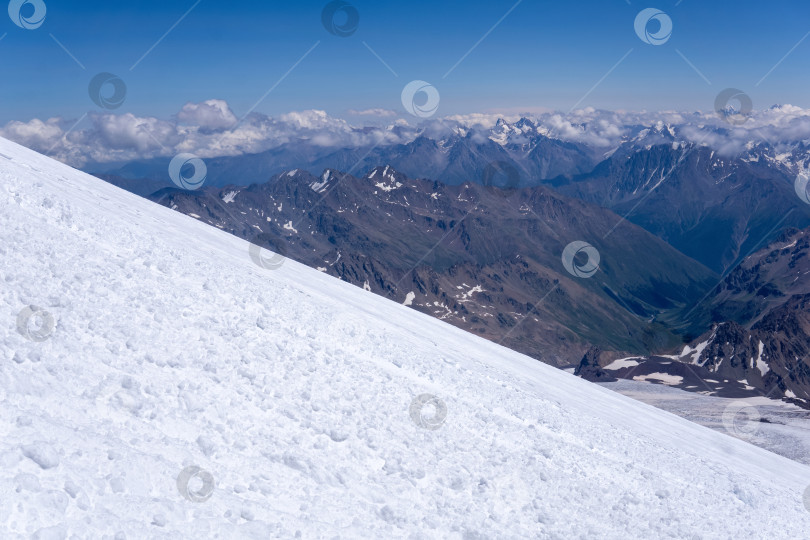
1 136 810 538
602 379 810 467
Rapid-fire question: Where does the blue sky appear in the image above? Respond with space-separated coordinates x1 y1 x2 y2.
1 0 809 123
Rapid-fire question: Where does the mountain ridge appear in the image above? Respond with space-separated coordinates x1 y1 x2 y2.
148 164 719 366
579 227 810 407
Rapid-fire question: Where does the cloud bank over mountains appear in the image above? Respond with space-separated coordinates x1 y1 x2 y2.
4 99 810 168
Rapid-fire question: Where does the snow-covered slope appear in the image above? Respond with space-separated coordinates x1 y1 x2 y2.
1 136 809 538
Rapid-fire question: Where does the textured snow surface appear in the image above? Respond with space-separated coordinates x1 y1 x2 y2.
1 137 810 538
602 379 810 467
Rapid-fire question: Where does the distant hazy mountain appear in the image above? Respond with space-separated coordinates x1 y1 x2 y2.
547 138 810 273
95 118 601 188
95 118 810 277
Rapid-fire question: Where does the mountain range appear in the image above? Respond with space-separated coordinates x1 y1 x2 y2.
548 133 810 273
578 227 810 406
97 116 810 273
148 165 717 366
95 118 600 189
87 116 810 408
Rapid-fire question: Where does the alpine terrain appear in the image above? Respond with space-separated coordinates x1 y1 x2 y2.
2 139 810 538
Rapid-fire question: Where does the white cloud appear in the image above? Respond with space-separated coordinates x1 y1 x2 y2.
176 99 237 131
278 109 339 130
1 118 64 151
4 100 810 169
444 113 522 130
346 108 398 117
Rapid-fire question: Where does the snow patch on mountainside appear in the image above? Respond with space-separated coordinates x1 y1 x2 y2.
309 171 332 193
755 341 769 376
670 334 713 364
604 357 642 370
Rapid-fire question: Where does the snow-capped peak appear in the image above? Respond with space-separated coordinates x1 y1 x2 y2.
366 165 404 192
309 169 339 193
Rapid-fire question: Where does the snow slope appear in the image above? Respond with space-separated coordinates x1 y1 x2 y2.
602 379 810 466
1 136 809 538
